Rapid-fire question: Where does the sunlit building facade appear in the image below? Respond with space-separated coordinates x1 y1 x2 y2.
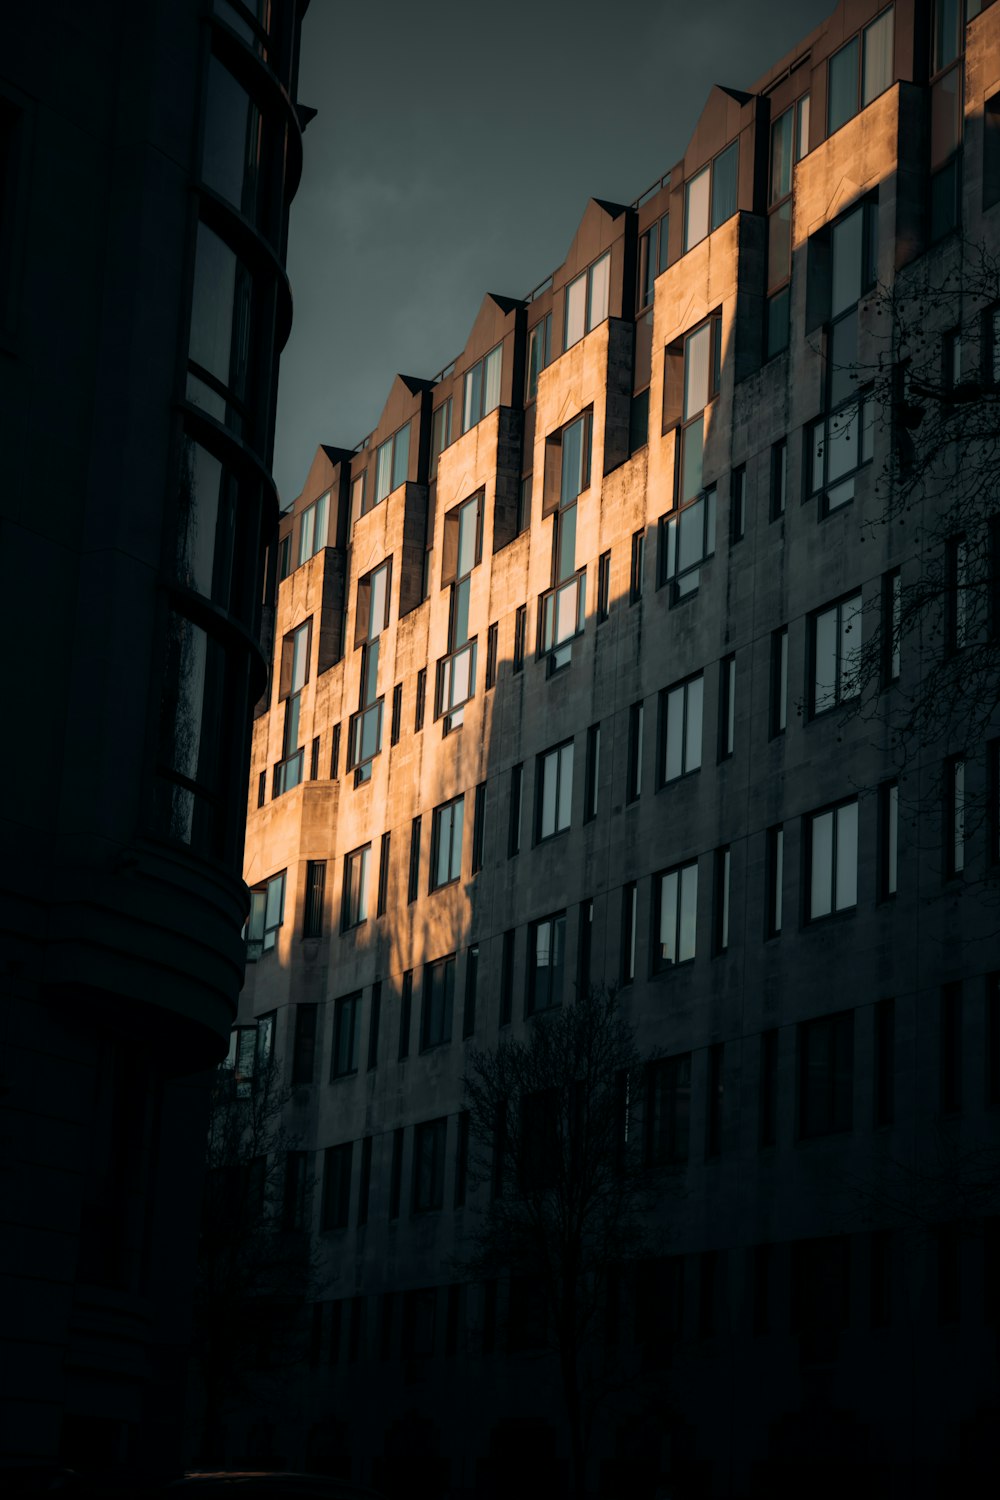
1 0 310 1478
239 2 1000 1493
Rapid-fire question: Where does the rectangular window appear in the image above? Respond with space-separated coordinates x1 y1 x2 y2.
637 212 669 309
513 604 527 672
500 929 515 1026
564 251 610 350
528 912 567 1013
630 529 646 603
799 1011 854 1137
430 396 452 479
508 762 523 856
766 825 784 937
808 799 859 918
660 674 703 782
713 847 730 954
659 487 716 599
879 781 898 899
390 683 402 746
985 90 1000 211
321 1141 352 1230
303 860 326 939
310 736 320 780
367 981 381 1071
398 971 412 1061
455 1111 470 1208
707 1043 724 1158
621 882 637 985
719 654 736 760
597 550 611 621
684 140 739 251
389 1127 404 1219
357 1136 372 1227
331 991 362 1079
730 465 747 543
376 832 390 918
811 592 862 715
646 1054 692 1165
431 796 464 889
526 313 552 400
342 844 371 929
578 897 593 998
421 957 455 1050
471 781 486 874
485 621 498 690
760 1030 778 1147
770 440 787 520
536 741 574 840
291 1003 317 1086
584 722 601 822
414 668 426 732
626 703 643 803
246 869 286 960
945 755 965 876
371 421 410 507
408 815 421 903
257 770 266 808
946 534 968 652
283 1151 307 1233
297 492 330 567
882 568 901 684
276 619 311 795
829 9 896 137
463 946 479 1039
770 628 788 737
875 996 895 1126
653 861 698 970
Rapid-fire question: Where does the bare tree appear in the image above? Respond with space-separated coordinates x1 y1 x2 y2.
460 985 665 1499
192 1029 316 1464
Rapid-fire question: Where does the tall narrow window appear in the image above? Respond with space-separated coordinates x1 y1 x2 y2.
882 568 901 684
597 550 611 621
621 883 637 985
349 560 390 781
321 1142 353 1230
526 313 552 400
770 440 787 520
808 800 859 918
342 844 371 929
564 252 611 350
513 605 527 672
719 654 736 760
684 141 739 251
799 1011 854 1136
626 703 643 803
438 493 482 731
630 530 646 603
811 592 862 714
946 535 968 652
331 992 362 1079
430 796 464 890
730 465 747 543
527 912 567 1013
536 742 573 841
770 628 788 737
408 816 421 903
368 981 381 1071
463 946 479 1039
508 763 523 856
713 847 730 954
330 723 341 779
471 781 487 874
276 619 311 795
303 860 326 939
398 971 412 1060
584 722 601 822
654 862 698 969
462 345 502 433
421 958 455 1050
945 755 965 877
500 929 515 1026
485 622 498 690
390 683 402 746
645 1054 692 1164
414 667 426 732
660 674 703 783
766 825 784 937
541 412 590 669
371 422 411 507
430 397 452 479
292 1003 317 1086
880 780 898 899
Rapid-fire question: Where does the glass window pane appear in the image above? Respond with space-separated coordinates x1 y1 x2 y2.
565 274 587 349
686 677 703 771
391 423 410 490
561 417 586 504
659 871 678 962
314 493 329 551
264 873 284 929
768 203 792 290
685 167 710 251
828 37 860 134
665 686 684 780
679 864 698 961
930 67 963 170
177 440 224 598
527 324 544 399
770 109 793 204
203 57 258 219
832 207 864 315
588 253 610 329
934 0 961 72
457 498 478 579
680 416 704 504
658 214 671 273
542 753 557 838
684 324 712 417
557 745 573 830
463 363 482 432
556 504 577 584
887 784 898 895
711 142 738 229
862 8 894 106
796 93 811 159
375 440 392 503
811 811 834 917
677 497 705 573
483 346 502 415
190 222 239 389
835 802 858 908
814 607 838 712
841 593 862 696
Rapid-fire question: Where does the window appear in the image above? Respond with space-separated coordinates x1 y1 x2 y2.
654 862 698 970
513 604 527 672
349 560 390 780
945 755 965 876
377 832 390 917
461 343 502 433
770 440 787 520
398 972 412 1060
310 736 320 780
331 992 362 1079
930 0 968 240
985 91 1000 211
463 947 479 1039
368 981 381 1071
766 825 784 937
684 140 738 251
508 763 522 857
719 654 736 760
390 683 402 746
500 929 515 1026
283 1152 308 1233
578 897 593 998
430 397 452 479
875 997 895 1126
770 628 788 737
247 870 285 959
527 912 566 1013
671 314 721 507
597 550 611 621
810 592 862 714
350 471 365 527
540 412 590 669
946 534 968 652
301 861 326 940
625 703 644 803
730 465 747 543
371 421 411 508
330 722 341 779
276 620 311 795
637 211 670 310
407 816 421 903
414 667 426 732
297 493 329 567
713 847 730 954
292 1004 317 1086
526 313 552 399
760 1030 778 1148
660 674 703 783
257 771 266 808
277 534 291 583
799 1011 854 1137
517 474 532 534
485 622 498 689
412 1119 447 1213
630 529 646 603
322 1142 353 1230
706 1044 724 1158
471 781 486 874
342 844 371 929
882 568 901 685
421 957 455 1050
389 1127 404 1218
827 6 894 135
536 741 574 840
431 796 464 889
564 251 610 349
621 882 637 985
807 800 858 919
584 723 600 822
659 488 716 599
879 780 898 899
766 95 809 356
646 1054 691 1165
438 493 482 731
358 1136 372 1227
455 1111 470 1206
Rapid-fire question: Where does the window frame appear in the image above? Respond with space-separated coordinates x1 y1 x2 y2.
342 843 371 930
462 344 503 434
806 798 859 920
653 860 699 972
658 673 704 785
563 251 611 351
430 795 465 891
535 740 574 843
683 140 739 253
420 957 456 1051
526 910 567 1015
809 591 863 717
331 991 362 1080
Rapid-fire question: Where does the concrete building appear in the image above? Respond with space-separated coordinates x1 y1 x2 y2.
1 0 311 1479
239 1 1000 1493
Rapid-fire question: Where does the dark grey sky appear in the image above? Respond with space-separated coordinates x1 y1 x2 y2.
273 0 833 506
